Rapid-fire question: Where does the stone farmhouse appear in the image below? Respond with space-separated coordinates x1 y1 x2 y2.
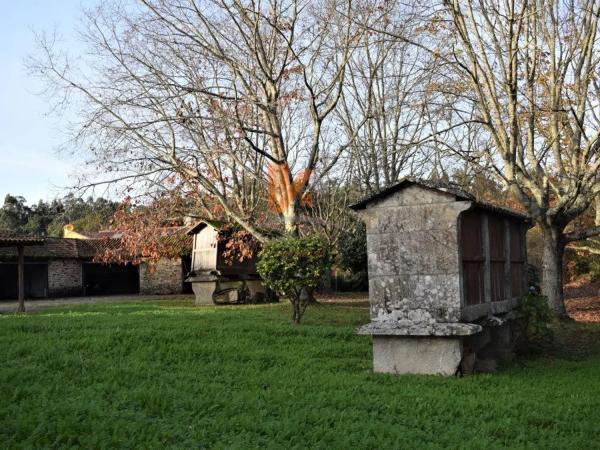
0 224 192 300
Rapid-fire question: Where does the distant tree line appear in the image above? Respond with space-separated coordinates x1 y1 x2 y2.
0 194 118 237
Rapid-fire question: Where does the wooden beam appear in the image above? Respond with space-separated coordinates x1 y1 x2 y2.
17 244 25 313
504 219 512 300
482 214 491 306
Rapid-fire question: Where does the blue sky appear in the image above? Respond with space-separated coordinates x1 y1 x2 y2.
0 0 88 204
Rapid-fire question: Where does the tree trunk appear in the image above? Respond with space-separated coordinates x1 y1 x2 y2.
291 299 301 324
282 203 298 235
540 225 568 318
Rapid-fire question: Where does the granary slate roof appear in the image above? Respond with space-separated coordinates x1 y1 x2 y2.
349 177 530 221
186 219 228 235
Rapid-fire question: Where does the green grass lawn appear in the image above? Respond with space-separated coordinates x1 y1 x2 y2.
1 300 600 449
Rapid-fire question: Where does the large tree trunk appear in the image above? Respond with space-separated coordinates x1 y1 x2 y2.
540 225 568 318
282 203 298 235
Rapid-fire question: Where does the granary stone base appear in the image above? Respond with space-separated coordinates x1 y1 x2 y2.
192 281 217 305
373 336 463 376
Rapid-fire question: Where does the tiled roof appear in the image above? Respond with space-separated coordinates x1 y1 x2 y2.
0 237 120 260
74 230 122 239
0 232 45 247
76 238 123 258
0 226 191 261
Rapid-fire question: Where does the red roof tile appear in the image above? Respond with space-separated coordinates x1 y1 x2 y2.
0 233 45 247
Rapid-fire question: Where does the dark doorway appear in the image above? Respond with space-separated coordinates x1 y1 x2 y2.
181 255 193 294
82 263 139 296
0 262 48 300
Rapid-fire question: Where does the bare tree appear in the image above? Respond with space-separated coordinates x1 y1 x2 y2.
374 0 600 316
338 2 436 193
301 172 359 249
30 0 364 239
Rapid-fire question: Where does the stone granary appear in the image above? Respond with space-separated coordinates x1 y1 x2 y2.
351 179 530 376
186 220 268 305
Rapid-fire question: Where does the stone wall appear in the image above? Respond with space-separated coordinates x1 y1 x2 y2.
139 258 183 295
48 259 83 297
361 185 471 325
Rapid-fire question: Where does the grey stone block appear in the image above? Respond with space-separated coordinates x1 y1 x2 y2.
372 336 462 376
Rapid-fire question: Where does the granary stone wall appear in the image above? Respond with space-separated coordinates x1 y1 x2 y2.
48 259 83 297
361 185 471 325
140 258 183 295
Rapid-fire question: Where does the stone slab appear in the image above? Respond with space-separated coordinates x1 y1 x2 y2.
356 321 482 336
372 336 463 376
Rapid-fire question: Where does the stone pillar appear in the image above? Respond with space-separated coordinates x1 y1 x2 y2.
17 244 25 313
192 281 217 305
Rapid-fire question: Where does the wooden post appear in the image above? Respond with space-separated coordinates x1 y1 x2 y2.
504 219 512 300
482 214 491 305
17 244 25 313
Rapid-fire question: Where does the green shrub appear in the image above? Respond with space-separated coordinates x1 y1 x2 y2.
526 263 541 293
337 221 367 274
257 235 330 324
516 294 554 352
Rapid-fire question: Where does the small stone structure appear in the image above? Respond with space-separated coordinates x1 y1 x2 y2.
186 221 267 305
351 179 530 375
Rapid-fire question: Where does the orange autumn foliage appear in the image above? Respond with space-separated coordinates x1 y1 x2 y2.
94 197 192 268
267 162 313 214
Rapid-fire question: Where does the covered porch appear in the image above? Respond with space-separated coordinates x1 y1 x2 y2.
0 235 44 312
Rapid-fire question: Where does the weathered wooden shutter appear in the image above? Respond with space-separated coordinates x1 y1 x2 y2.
488 215 506 302
510 222 526 298
461 211 485 305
